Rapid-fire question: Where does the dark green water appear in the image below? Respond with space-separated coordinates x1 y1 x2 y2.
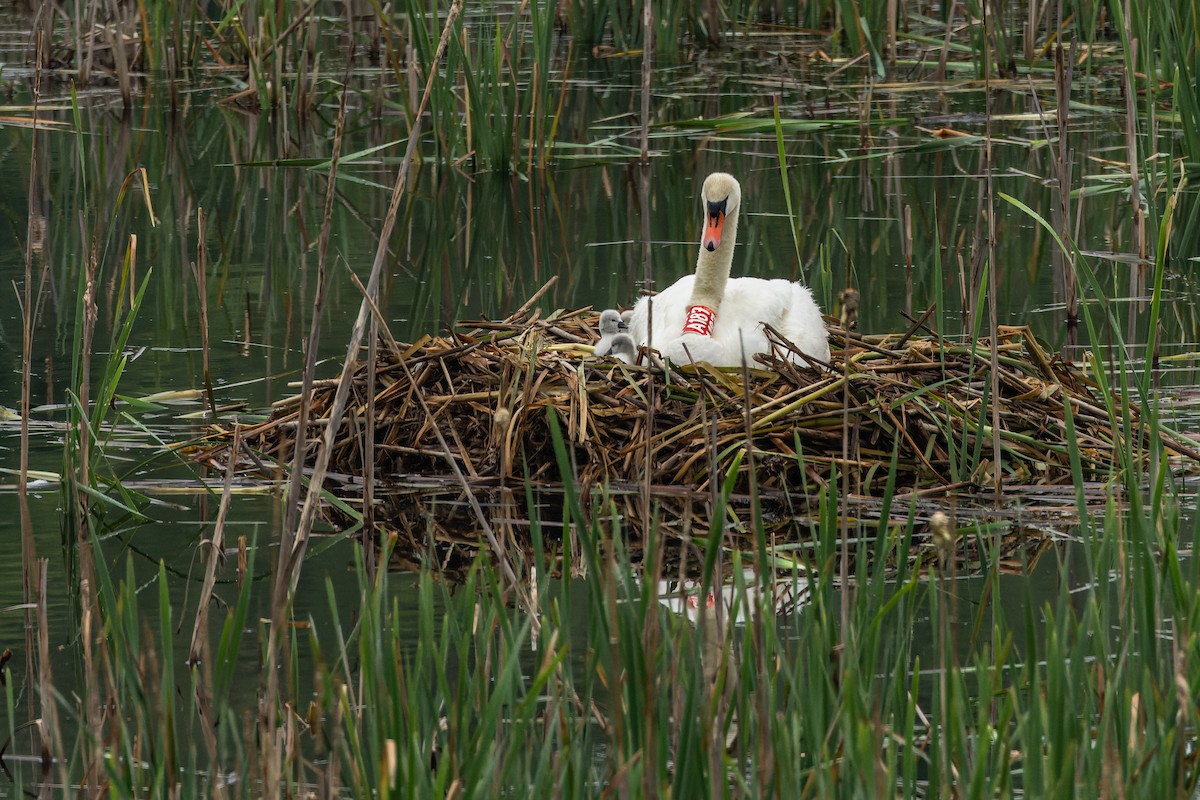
0 14 1197 773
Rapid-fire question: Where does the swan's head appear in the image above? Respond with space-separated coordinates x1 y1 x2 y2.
599 308 629 336
700 173 741 253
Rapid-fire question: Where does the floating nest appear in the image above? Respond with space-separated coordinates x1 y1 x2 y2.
192 307 1197 569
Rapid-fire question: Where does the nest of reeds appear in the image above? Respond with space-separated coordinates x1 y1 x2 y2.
193 308 1197 549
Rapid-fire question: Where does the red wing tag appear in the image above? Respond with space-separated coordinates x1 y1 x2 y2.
681 304 717 336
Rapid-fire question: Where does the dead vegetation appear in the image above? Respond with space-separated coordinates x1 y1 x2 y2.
192 307 1197 555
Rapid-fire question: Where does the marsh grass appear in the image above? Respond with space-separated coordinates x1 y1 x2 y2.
28 182 1200 796
22 0 1200 278
13 426 1200 796
14 257 1200 796
8 0 1200 796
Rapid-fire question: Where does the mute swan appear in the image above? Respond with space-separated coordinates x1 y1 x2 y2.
627 173 830 367
593 309 629 357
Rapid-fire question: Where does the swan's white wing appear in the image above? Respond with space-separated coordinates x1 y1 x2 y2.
775 281 830 362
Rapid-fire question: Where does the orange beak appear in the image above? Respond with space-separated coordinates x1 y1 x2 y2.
702 203 726 252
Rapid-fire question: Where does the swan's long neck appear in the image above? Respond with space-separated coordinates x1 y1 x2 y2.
683 204 738 334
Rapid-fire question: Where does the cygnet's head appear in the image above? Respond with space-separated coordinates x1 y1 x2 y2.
700 173 742 253
609 333 637 364
599 308 629 336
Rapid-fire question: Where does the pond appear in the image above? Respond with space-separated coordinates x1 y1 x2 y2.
0 2 1198 796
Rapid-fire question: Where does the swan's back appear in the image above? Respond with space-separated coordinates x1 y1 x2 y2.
772 281 831 363
629 275 829 367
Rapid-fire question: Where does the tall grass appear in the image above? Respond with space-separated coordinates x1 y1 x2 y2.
402 0 565 175
29 0 1195 76
14 191 1200 799
26 0 1200 214
8 0 1200 795
13 430 1199 796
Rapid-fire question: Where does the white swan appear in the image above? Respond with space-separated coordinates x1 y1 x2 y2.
627 173 830 368
592 309 629 357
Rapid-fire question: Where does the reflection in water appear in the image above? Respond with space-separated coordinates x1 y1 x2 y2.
654 571 811 625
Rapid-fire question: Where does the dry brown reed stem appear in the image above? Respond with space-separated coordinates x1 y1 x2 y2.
1053 38 1078 327
935 0 956 80
285 0 461 576
263 60 350 798
839 298 853 666
639 0 652 164
261 4 463 791
189 426 240 770
106 0 132 108
931 509 958 787
19 87 37 498
886 0 898 65
366 310 379 562
19 33 44 750
983 2 1002 498
74 235 104 792
1122 8 1144 262
36 559 67 792
195 208 212 415
636 166 657 664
